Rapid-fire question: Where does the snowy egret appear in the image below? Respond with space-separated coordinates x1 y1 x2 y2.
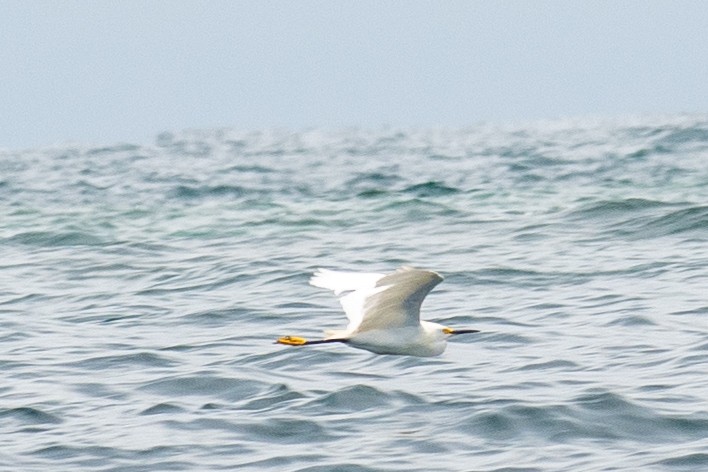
276 267 479 356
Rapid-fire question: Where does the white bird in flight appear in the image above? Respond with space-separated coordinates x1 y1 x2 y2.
276 267 479 356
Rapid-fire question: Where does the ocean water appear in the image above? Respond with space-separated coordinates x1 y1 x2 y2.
1 115 707 471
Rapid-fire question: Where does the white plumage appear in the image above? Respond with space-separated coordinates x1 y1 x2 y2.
276 267 478 356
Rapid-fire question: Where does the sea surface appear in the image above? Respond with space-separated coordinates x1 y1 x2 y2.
1 115 707 471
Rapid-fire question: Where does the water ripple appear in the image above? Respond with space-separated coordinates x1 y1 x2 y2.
2 116 707 471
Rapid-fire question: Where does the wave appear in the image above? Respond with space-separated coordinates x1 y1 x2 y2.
636 205 708 237
403 181 460 197
568 198 676 219
170 184 248 200
0 406 63 425
567 199 708 239
4 230 105 247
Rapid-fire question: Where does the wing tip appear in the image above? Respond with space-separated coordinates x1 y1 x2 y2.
309 266 442 294
309 267 330 286
396 266 444 282
309 268 349 295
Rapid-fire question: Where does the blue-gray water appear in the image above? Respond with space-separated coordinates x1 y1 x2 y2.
1 116 707 471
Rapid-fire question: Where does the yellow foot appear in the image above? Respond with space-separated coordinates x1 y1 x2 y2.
276 335 308 346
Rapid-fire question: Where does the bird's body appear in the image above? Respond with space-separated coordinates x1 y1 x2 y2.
343 322 449 356
276 267 479 356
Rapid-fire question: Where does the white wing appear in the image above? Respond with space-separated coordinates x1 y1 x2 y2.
310 268 385 296
310 268 386 332
310 267 443 334
357 267 443 332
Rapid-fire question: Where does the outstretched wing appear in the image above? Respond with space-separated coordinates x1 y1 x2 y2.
356 267 443 332
310 267 443 334
310 268 386 332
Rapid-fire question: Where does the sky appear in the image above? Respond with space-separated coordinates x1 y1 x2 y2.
1 0 706 149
